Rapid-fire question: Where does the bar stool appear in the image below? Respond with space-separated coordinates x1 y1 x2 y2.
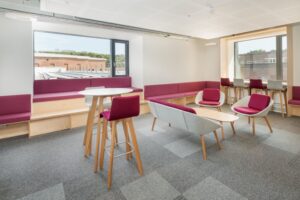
96 95 143 189
249 79 267 95
221 78 234 104
233 79 248 102
267 80 287 117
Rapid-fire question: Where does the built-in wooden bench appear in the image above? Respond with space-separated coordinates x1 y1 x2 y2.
288 86 300 117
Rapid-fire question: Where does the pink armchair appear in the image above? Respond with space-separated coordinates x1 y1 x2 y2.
231 94 273 135
195 88 225 111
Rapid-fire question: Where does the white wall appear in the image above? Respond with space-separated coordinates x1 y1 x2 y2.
202 39 220 81
0 16 33 95
142 35 207 85
292 23 300 85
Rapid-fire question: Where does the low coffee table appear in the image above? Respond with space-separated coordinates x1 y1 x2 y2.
193 107 239 140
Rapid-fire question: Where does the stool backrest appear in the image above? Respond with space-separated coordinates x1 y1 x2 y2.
250 79 263 89
267 80 283 90
221 78 231 86
109 95 140 120
233 79 245 87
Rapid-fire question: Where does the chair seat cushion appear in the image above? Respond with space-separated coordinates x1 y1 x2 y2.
0 112 31 124
288 99 300 105
234 106 260 115
33 91 83 102
199 100 220 106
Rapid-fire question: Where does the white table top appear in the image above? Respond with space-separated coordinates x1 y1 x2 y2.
78 88 133 97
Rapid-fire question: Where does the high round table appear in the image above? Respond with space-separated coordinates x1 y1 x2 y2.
79 88 133 159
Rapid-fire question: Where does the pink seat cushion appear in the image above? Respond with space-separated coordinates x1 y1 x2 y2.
0 112 31 124
33 92 83 102
203 89 220 102
234 106 260 115
292 86 300 100
221 78 232 87
151 99 196 114
250 79 267 89
199 100 220 106
248 94 270 111
288 99 300 105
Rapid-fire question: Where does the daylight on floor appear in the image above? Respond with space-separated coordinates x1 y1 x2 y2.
0 0 299 200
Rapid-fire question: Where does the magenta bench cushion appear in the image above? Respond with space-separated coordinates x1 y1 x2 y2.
34 79 91 94
0 94 31 124
150 99 196 114
292 86 300 100
144 81 220 100
90 77 131 88
288 99 300 105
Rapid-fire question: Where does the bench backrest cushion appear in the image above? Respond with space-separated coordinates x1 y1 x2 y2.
248 94 271 111
34 79 90 94
144 83 178 99
150 99 196 114
178 82 206 93
205 81 220 89
0 94 31 115
203 89 220 102
90 77 131 88
293 86 300 100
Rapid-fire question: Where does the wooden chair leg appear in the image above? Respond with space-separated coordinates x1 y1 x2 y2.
230 122 236 135
151 117 157 131
122 120 132 160
264 117 273 133
217 107 221 112
127 118 143 175
252 117 256 136
200 135 207 160
213 131 222 150
107 121 116 189
99 120 108 170
94 118 102 173
279 91 284 117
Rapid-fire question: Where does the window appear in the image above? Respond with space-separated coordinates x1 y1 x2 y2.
34 31 129 80
234 35 287 81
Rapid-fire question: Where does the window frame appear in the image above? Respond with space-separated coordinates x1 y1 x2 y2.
33 30 130 79
233 34 287 81
111 39 130 77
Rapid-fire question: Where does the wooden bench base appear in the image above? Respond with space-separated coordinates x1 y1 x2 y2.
0 122 29 139
288 105 300 117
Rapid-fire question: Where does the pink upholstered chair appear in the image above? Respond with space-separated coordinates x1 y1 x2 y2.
231 94 273 135
195 88 225 111
249 79 267 95
95 95 143 189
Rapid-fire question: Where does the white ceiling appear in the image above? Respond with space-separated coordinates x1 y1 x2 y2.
39 0 300 39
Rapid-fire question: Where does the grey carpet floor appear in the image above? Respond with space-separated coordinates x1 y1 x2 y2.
0 105 300 200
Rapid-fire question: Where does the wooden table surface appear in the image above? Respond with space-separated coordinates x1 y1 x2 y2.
194 107 239 122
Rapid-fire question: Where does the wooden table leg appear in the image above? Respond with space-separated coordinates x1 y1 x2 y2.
230 122 236 135
200 135 207 160
220 121 225 140
93 97 104 172
213 131 222 150
84 96 98 157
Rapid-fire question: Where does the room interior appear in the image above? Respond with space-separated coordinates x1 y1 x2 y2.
0 0 300 200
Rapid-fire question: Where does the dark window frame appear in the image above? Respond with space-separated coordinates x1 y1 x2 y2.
111 39 129 77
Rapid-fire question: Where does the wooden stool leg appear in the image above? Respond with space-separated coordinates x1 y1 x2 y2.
252 117 256 136
279 91 284 117
107 121 116 189
200 135 207 160
151 117 157 131
271 91 275 111
99 120 108 170
94 117 102 173
122 120 132 160
128 118 143 175
213 131 222 150
283 90 288 116
248 116 250 124
264 117 273 133
234 87 237 103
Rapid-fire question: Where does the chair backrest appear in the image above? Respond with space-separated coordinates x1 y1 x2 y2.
221 78 231 86
248 94 271 111
203 88 220 102
267 80 283 90
84 86 105 106
233 79 245 87
109 95 140 121
250 79 263 89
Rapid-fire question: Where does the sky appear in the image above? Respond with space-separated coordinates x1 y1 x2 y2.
238 36 287 54
34 31 111 54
